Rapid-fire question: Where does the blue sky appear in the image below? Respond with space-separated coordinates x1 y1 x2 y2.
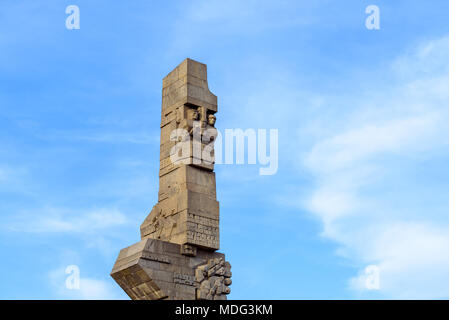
1 0 449 299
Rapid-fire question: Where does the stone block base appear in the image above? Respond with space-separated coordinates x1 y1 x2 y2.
111 238 231 300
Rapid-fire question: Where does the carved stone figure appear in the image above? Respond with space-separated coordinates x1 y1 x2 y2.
207 114 216 127
195 257 232 300
111 58 231 300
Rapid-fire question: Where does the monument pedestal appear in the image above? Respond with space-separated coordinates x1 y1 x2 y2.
111 238 231 300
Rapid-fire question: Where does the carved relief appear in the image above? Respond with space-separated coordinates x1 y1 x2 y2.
180 243 197 256
195 257 232 300
180 105 201 136
142 205 177 240
174 273 196 286
207 113 216 127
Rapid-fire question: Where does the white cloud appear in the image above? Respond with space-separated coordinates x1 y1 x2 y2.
5 207 134 257
36 130 159 145
77 278 119 299
300 36 449 298
393 36 449 78
49 267 127 300
9 207 129 234
305 113 441 173
347 222 449 299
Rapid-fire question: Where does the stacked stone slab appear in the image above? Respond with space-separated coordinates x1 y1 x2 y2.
111 59 231 300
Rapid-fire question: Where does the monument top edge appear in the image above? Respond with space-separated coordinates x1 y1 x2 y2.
163 58 208 84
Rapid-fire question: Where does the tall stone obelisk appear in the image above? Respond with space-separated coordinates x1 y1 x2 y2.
111 59 232 300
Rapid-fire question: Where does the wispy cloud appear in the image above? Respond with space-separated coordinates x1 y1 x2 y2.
35 130 159 145
5 206 134 259
299 36 449 298
8 207 129 234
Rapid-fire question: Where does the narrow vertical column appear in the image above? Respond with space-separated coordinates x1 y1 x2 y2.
141 58 220 251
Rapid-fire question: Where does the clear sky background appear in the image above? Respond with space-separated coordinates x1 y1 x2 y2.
1 0 449 299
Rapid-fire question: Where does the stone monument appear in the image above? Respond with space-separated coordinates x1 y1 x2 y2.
110 58 232 300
